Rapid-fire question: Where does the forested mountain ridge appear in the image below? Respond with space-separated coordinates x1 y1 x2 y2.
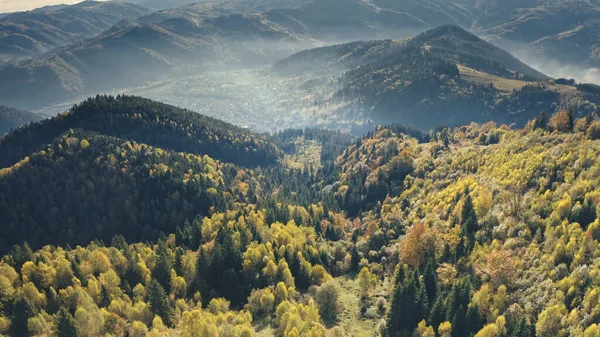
273 25 600 129
0 95 291 255
0 1 150 64
2 107 600 336
0 95 281 170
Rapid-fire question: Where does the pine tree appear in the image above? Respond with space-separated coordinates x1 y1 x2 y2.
56 308 80 337
152 240 173 294
451 306 467 337
423 259 438 304
461 195 478 237
350 246 361 272
429 296 446 332
193 246 210 301
148 280 173 327
11 298 32 337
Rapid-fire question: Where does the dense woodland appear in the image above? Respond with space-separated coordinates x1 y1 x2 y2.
3 95 600 337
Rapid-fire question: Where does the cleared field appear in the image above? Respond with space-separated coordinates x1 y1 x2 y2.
458 65 533 92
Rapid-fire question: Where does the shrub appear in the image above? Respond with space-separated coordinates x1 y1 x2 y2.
315 281 340 321
588 121 600 140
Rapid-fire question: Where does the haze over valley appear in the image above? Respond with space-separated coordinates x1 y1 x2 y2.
4 1 600 337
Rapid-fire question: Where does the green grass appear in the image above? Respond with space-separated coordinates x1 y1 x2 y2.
284 137 322 170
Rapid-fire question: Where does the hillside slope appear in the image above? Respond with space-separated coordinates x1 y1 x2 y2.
0 95 281 169
273 25 600 129
0 95 286 253
2 110 600 337
0 12 310 110
0 105 43 135
0 1 150 64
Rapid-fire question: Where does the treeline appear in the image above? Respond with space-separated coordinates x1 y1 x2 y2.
0 95 281 169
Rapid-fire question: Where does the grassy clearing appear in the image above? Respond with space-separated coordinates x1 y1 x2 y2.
458 65 577 95
324 275 391 337
284 137 322 170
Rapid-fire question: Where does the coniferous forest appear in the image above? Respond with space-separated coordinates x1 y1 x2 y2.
1 94 600 337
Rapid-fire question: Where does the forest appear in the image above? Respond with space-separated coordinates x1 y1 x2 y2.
2 95 600 337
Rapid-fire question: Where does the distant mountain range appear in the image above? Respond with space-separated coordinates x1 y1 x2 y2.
3 0 471 110
471 0 600 71
2 0 600 125
274 25 600 129
0 1 150 64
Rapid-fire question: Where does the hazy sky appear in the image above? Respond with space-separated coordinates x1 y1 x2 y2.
0 0 88 13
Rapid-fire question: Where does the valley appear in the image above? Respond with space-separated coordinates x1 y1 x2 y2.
4 1 600 337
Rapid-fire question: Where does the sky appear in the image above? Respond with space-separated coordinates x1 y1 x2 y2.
0 0 89 13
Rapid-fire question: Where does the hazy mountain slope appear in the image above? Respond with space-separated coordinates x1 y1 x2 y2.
0 105 43 135
266 0 427 41
274 25 600 129
471 0 600 70
0 1 150 63
0 95 281 170
0 13 309 110
138 0 311 23
372 0 475 27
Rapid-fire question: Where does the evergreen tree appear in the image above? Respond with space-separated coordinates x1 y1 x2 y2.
429 296 446 332
423 259 438 304
533 111 549 130
148 280 173 326
56 308 80 337
350 246 361 272
193 246 210 303
451 306 467 337
461 195 478 238
11 298 32 337
152 240 173 294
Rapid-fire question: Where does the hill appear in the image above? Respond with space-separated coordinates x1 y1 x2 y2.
0 1 150 64
0 95 281 170
0 105 43 135
0 11 310 110
0 94 285 253
2 108 600 336
0 0 489 111
273 25 600 129
468 0 600 72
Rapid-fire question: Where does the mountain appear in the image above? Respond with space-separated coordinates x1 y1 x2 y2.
2 101 600 336
0 94 283 252
273 25 600 129
0 0 487 111
0 105 43 135
0 95 281 170
467 0 600 72
137 0 311 22
0 10 312 110
0 1 150 64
